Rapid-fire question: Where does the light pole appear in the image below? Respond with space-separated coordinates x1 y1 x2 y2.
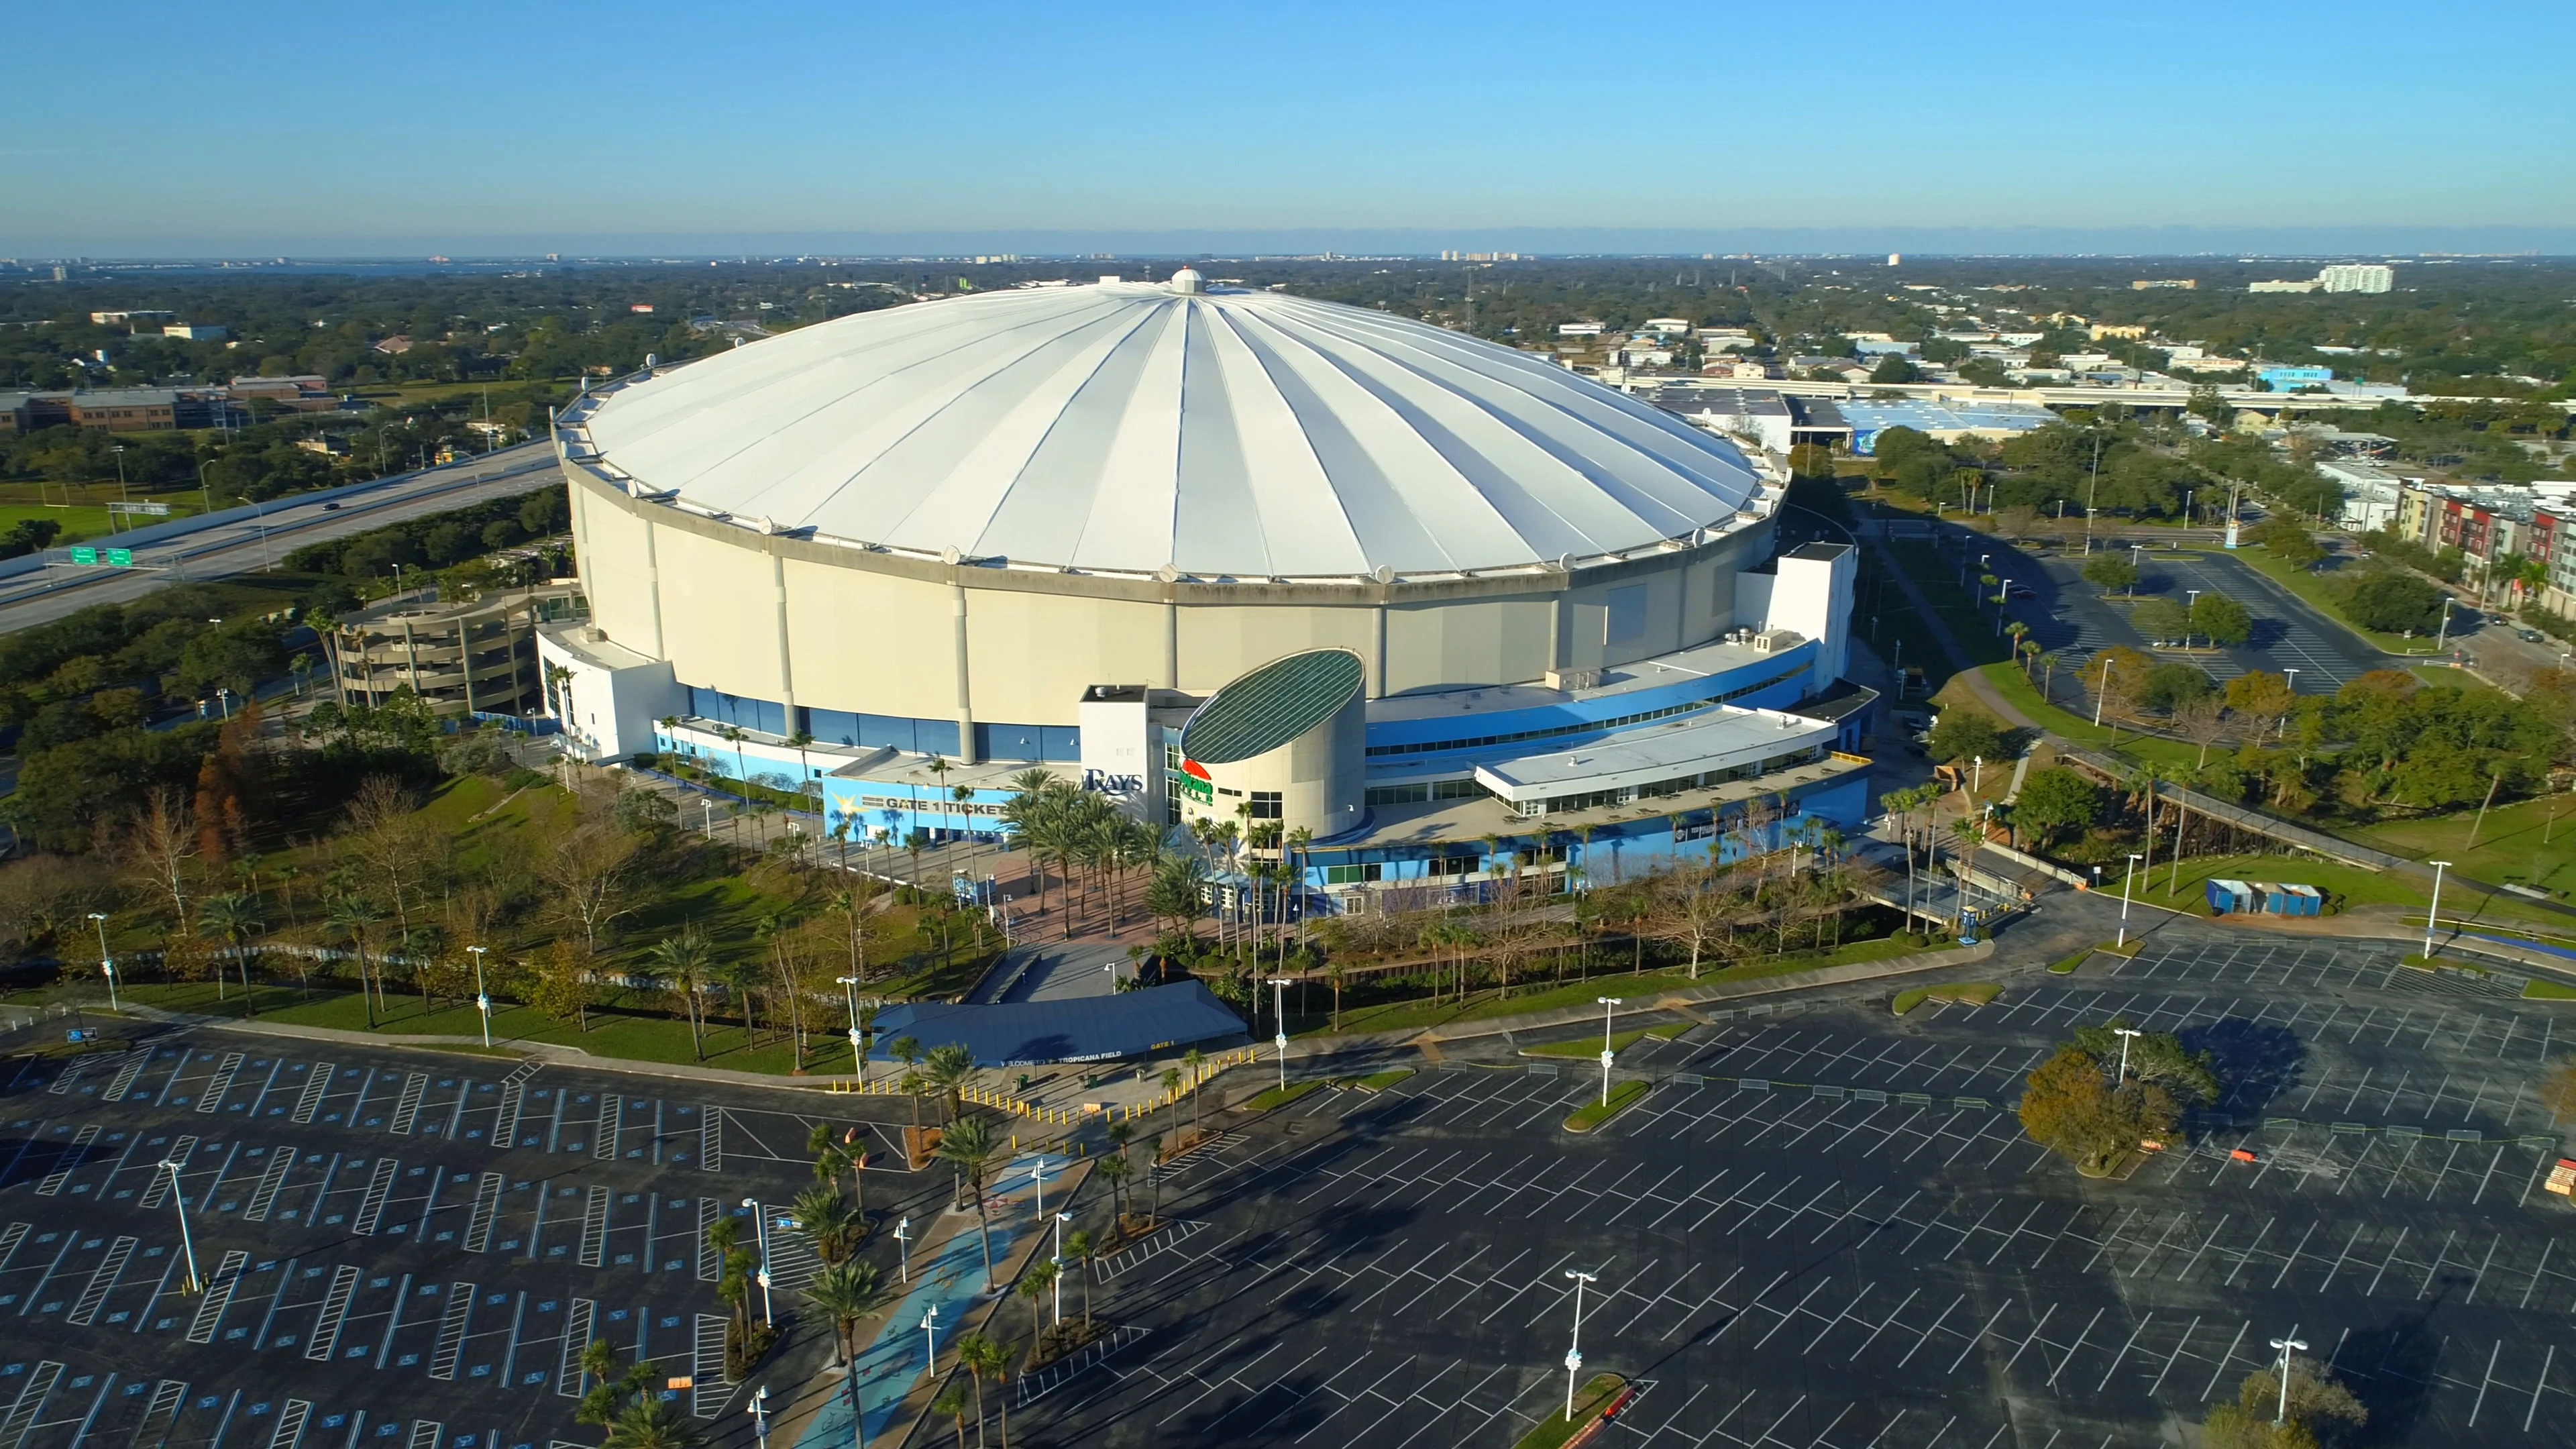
1595 997 1622 1106
742 1197 775 1326
749 1386 770 1449
702 799 716 839
2424 860 2452 959
2117 852 2143 948
920 1303 941 1377
2268 1332 2308 1424
2112 1026 2142 1080
2434 596 2456 654
467 945 490 1048
838 975 865 1078
1562 1269 1597 1421
1051 1210 1071 1326
1030 1155 1050 1218
89 912 117 1010
159 1160 201 1293
2185 589 2202 648
1268 977 1293 1092
894 1216 912 1283
2094 654 2113 727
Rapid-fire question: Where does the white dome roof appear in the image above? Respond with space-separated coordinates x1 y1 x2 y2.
576 284 1761 579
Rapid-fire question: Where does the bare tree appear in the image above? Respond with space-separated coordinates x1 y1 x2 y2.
1642 858 1739 979
2173 696 2231 769
126 788 198 930
540 822 643 957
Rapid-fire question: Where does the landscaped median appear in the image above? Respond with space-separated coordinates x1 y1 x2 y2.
1240 1079 1329 1112
1521 1024 1686 1059
1511 1374 1631 1449
1563 1079 1651 1134
1890 982 2001 1016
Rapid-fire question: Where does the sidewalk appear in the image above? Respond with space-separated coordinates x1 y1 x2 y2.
780 1156 1093 1449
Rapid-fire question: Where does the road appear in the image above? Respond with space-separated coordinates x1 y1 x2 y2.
0 443 561 633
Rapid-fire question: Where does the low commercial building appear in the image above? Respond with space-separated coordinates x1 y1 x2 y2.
2316 460 2418 532
161 323 227 341
335 585 584 718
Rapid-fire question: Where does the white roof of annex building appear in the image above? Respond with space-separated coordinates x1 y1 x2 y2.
568 283 1764 580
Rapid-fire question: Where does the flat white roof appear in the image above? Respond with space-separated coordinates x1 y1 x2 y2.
1364 631 1796 727
1473 706 1835 802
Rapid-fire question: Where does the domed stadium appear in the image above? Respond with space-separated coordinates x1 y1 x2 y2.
537 274 1872 910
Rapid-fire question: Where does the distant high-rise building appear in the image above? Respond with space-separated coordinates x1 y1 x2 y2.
2318 264 2394 294
1887 253 1900 267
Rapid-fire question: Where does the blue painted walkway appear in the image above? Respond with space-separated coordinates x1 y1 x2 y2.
792 1154 1066 1449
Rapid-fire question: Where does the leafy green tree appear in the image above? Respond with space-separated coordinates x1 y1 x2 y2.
2202 1364 2367 1449
1869 354 1921 384
2342 570 2443 633
2133 596 2189 643
2190 592 2253 647
1924 710 2004 765
2080 553 2139 594
2009 769 2101 851
2070 1020 2218 1103
2017 1046 2181 1176
2143 662 2214 713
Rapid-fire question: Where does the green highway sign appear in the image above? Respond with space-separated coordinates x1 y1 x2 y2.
69 546 97 566
106 548 132 567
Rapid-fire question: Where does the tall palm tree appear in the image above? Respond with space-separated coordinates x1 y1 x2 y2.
936 1115 1000 1289
1181 1048 1207 1135
1063 1228 1096 1328
645 930 714 1061
1096 1152 1131 1234
791 1183 863 1266
923 1042 976 1124
323 894 386 1028
1016 1260 1055 1344
888 1036 924 1125
931 1387 969 1449
953 783 979 880
800 1258 889 1366
953 1332 997 1449
602 1394 700 1449
197 892 267 1016
957 1332 1012 1449
719 724 749 803
926 755 953 852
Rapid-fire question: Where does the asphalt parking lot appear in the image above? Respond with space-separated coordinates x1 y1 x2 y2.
2012 547 2393 694
0 1026 951 1449
1018 930 2576 1448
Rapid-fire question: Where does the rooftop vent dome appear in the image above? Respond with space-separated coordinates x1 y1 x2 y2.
1168 266 1205 295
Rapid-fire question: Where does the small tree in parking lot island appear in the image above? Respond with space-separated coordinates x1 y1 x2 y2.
2081 552 2140 596
2019 1021 2214 1177
2202 1363 2367 1449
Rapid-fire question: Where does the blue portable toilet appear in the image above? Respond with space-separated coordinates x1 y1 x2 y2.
2205 879 2256 915
2277 884 2324 916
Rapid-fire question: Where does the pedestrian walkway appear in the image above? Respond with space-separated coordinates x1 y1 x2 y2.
785 1152 1069 1449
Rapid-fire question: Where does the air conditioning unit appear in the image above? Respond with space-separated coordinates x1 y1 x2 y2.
1545 667 1603 692
1752 627 1803 654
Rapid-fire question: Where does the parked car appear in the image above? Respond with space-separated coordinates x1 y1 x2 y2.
2520 628 2545 643
2006 582 2037 600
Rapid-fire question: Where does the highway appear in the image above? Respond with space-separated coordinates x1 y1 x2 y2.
0 441 562 631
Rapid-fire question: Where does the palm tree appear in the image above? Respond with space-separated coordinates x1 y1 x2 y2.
576 1337 619 1407
602 1394 700 1449
1017 1260 1055 1345
958 1332 1012 1449
1160 1067 1183 1132
1325 958 1347 1032
931 1387 969 1449
791 1183 863 1266
889 1035 924 1124
1097 1152 1132 1235
801 1258 889 1366
323 894 386 1027
953 783 979 879
719 725 749 804
926 755 954 853
1063 1228 1095 1327
1181 1048 1207 1135
645 929 714 1061
953 1332 998 1449
786 727 816 793
197 892 267 1016
936 1114 1000 1289
923 1042 975 1124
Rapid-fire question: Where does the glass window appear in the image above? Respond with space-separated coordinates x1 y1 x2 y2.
1249 790 1283 820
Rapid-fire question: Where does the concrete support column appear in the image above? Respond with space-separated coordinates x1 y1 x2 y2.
770 547 796 718
642 517 666 657
1164 598 1179 690
952 581 977 764
1548 592 1567 672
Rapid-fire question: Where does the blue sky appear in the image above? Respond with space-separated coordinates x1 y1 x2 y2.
6 1 2571 256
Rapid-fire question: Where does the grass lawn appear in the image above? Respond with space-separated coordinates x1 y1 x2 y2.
1522 1024 1687 1059
1311 935 1935 1040
1350 1069 1415 1091
2524 979 2576 1000
0 502 130 544
2120 852 2560 933
1890 981 2002 1016
1884 541 2014 688
1563 1079 1650 1133
2167 545 2422 656
93 979 843 1075
1242 1080 1327 1112
2345 796 2576 900
1512 1375 1628 1449
1968 665 2204 773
